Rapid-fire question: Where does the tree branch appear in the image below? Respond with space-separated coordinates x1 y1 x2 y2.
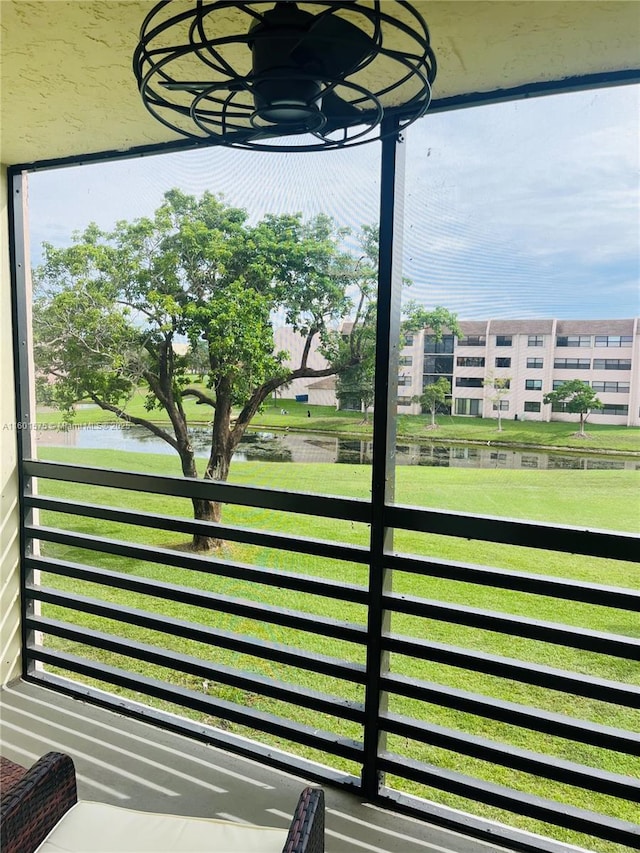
87 394 180 451
299 328 317 371
231 359 348 445
182 387 216 408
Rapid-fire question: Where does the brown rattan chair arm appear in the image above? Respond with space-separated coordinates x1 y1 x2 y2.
282 786 324 853
0 752 78 853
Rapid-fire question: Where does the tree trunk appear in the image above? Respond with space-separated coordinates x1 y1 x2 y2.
578 411 586 436
431 407 436 427
191 383 234 551
191 496 222 552
177 442 221 552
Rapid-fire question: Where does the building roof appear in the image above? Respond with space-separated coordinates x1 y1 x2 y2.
307 377 336 391
458 321 488 336
556 319 636 334
488 319 555 335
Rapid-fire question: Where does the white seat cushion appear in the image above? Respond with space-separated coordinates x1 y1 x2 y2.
35 801 288 853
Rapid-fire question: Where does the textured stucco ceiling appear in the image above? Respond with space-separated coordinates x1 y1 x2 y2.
1 1 639 167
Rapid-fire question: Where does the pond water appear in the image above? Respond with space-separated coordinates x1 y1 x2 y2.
36 425 639 471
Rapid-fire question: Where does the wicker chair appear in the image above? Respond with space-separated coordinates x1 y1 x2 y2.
0 752 324 853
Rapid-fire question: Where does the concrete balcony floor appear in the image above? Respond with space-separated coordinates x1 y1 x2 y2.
0 679 523 853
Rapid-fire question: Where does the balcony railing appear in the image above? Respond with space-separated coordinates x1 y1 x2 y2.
19 457 640 853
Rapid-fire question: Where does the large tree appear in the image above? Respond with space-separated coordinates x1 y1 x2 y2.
34 190 373 550
335 300 462 419
333 226 377 421
402 303 462 342
543 380 603 437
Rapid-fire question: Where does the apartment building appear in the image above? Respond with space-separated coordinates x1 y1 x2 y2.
275 318 639 426
399 318 640 426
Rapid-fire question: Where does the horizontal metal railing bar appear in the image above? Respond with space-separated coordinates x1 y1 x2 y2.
386 552 640 611
29 671 363 794
26 557 367 683
28 616 366 724
28 578 367 645
379 711 640 801
383 634 640 708
27 525 368 605
378 787 592 853
29 647 364 762
27 494 639 613
388 504 640 562
26 495 370 565
23 459 370 523
378 752 640 847
382 673 640 755
384 592 640 659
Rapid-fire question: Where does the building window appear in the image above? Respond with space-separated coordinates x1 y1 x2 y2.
593 359 632 370
495 335 512 347
493 378 511 389
456 377 483 388
594 335 633 347
398 355 413 366
525 379 542 390
397 396 413 407
455 398 482 416
458 335 486 347
456 356 485 367
403 334 414 347
526 358 543 368
554 359 590 369
524 401 541 412
424 334 454 354
556 335 592 347
553 379 577 390
495 357 511 368
528 335 544 347
398 375 412 386
551 402 570 413
593 404 629 416
591 381 630 393
423 354 454 382
492 400 509 411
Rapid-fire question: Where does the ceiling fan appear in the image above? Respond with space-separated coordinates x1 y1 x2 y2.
133 1 437 151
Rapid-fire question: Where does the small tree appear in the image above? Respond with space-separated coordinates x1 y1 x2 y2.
484 374 511 432
543 380 603 437
414 377 451 428
335 350 375 421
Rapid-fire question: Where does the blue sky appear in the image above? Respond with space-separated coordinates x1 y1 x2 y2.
28 83 639 320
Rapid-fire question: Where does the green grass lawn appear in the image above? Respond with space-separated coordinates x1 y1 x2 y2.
35 394 640 453
33 446 640 852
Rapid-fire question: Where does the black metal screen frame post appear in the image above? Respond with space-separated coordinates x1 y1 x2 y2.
8 168 38 679
361 116 406 797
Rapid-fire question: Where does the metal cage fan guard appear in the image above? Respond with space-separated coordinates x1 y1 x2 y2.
133 0 437 151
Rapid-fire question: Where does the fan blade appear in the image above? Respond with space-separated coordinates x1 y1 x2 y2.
320 89 364 135
294 13 374 77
